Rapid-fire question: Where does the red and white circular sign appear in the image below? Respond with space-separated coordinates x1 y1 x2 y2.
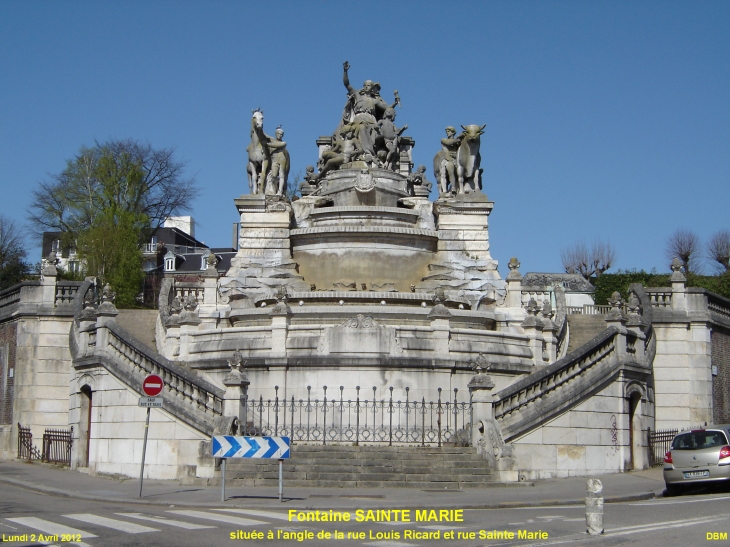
142 374 164 397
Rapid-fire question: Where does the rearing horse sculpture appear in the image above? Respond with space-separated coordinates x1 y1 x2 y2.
246 109 270 195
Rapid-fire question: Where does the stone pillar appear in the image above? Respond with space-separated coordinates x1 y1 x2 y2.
428 295 452 357
541 302 558 364
223 366 250 433
178 315 201 360
40 262 58 307
605 292 628 359
77 306 98 358
231 195 292 267
435 195 495 262
92 285 118 353
670 258 687 312
199 261 220 328
506 258 523 309
467 373 495 449
522 299 545 366
468 369 519 481
270 292 292 358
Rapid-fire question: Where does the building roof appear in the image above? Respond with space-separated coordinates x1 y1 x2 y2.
522 272 595 292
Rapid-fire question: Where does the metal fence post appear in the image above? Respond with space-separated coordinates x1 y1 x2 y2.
322 386 327 446
355 386 360 446
388 387 394 447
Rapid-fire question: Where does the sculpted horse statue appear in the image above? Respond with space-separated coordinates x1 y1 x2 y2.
456 124 486 194
246 109 270 195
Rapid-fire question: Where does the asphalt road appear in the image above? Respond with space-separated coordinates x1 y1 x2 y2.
2 481 729 547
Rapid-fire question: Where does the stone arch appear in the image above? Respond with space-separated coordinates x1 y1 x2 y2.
75 373 96 468
625 381 646 470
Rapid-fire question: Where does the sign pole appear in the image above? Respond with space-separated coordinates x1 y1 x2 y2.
221 459 226 502
278 458 283 502
139 406 151 498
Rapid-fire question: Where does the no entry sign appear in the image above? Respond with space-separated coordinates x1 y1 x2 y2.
142 374 163 397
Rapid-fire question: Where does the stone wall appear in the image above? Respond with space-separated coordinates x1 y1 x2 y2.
512 372 653 479
69 365 208 480
652 317 713 429
712 327 730 424
0 321 17 459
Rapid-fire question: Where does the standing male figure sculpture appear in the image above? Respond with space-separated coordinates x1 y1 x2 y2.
266 126 289 197
433 126 462 195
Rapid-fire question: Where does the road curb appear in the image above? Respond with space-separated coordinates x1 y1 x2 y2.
0 474 658 510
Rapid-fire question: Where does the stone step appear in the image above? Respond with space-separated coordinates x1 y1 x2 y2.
226 469 493 482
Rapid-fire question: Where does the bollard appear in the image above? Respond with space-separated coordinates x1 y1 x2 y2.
585 478 604 535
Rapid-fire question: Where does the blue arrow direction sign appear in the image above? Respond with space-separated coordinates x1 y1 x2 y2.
224 437 243 458
212 436 290 459
243 438 260 458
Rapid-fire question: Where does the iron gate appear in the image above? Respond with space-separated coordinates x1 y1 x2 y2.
241 386 472 446
42 427 73 465
648 427 678 467
17 423 72 464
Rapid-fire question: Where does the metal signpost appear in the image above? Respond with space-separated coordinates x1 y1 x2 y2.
138 374 164 498
212 436 290 502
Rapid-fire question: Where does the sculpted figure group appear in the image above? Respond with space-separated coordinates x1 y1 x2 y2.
246 62 485 199
246 109 290 197
433 124 485 196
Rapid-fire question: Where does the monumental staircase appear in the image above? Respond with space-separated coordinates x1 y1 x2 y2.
66 277 657 484
208 445 498 489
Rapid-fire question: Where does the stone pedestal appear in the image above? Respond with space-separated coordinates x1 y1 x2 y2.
231 195 293 266
434 193 495 262
468 373 518 481
223 370 250 433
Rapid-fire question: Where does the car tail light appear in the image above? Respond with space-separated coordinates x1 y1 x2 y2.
664 451 673 464
719 446 730 460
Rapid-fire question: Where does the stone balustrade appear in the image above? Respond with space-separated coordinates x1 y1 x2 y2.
646 289 672 308
494 328 618 434
105 325 223 417
55 281 81 306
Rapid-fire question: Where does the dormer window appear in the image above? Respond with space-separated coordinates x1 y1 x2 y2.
201 251 210 271
164 251 176 272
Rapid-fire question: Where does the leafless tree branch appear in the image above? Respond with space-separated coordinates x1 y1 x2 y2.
666 229 702 274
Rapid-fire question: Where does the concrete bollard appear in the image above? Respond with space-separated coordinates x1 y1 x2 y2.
585 478 604 535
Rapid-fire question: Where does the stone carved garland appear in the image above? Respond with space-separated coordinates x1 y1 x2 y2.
338 314 379 329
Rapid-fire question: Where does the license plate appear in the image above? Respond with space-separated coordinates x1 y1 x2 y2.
684 470 709 479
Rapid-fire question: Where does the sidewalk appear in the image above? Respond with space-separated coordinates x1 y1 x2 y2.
0 459 665 510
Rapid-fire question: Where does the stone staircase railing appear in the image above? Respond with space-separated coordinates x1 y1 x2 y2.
70 280 225 435
495 284 654 443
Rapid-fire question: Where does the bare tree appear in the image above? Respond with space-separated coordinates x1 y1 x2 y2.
0 216 30 290
666 229 702 274
561 240 616 281
707 230 730 273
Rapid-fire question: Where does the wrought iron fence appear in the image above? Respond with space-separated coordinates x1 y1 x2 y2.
241 386 472 447
42 427 73 465
17 423 41 460
648 427 678 467
18 423 72 464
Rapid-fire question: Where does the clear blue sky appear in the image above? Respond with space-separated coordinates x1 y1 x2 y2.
1 1 728 276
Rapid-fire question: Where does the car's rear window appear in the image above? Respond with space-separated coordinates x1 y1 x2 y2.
671 430 728 450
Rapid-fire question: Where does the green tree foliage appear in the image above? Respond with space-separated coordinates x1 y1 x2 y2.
0 216 30 290
75 152 147 306
29 140 197 306
594 269 730 305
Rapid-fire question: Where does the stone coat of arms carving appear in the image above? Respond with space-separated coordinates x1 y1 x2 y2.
354 170 376 193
